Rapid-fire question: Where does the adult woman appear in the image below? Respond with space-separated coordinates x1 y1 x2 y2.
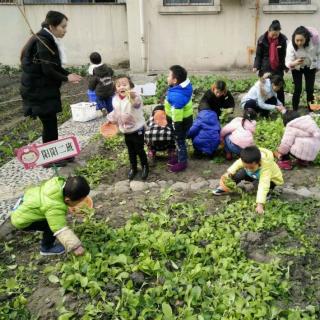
286 26 320 111
20 11 81 167
253 20 287 105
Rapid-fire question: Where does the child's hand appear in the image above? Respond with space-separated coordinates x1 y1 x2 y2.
129 91 137 100
74 245 85 256
256 203 264 215
273 151 281 159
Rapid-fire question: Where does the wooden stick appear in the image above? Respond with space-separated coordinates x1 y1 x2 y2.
16 4 55 55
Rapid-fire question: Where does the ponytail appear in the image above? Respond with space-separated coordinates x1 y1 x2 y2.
242 108 257 128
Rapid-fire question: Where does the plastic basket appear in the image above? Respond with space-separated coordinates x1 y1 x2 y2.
70 102 97 122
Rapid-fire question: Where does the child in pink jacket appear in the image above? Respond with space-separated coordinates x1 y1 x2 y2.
276 111 320 170
220 109 257 160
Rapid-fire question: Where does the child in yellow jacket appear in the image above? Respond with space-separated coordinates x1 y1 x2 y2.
213 146 284 214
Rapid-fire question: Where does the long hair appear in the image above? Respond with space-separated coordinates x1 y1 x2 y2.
242 108 257 128
292 26 311 51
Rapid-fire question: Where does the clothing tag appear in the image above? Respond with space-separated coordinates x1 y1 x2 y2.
277 46 282 49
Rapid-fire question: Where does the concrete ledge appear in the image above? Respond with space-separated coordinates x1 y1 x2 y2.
159 4 221 15
263 4 317 13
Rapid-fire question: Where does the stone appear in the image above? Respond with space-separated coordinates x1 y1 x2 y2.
195 177 205 183
190 181 208 191
208 179 220 189
247 250 274 263
104 187 114 196
148 182 158 189
244 231 263 244
114 180 130 188
295 187 312 198
130 181 147 192
167 180 174 186
171 182 189 191
114 185 130 194
158 180 168 188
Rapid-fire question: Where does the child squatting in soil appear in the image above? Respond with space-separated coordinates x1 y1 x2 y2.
87 52 115 117
220 108 257 161
10 176 90 256
165 65 193 173
275 110 320 170
213 146 284 214
145 104 176 166
107 75 149 181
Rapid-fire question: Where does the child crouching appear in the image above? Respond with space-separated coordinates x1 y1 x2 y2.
145 105 176 165
276 110 320 170
10 176 90 256
213 146 284 214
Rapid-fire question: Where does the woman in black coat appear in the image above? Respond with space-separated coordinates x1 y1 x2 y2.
253 20 288 105
20 11 81 167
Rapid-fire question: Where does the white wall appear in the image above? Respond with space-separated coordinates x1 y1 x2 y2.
139 0 320 71
0 4 129 66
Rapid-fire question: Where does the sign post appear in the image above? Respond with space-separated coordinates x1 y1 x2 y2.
16 136 81 170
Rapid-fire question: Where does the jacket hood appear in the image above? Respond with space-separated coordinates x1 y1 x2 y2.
288 115 320 138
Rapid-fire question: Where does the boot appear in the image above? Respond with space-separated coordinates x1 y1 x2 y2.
277 159 292 170
128 168 138 180
169 162 187 173
225 152 233 161
295 159 310 167
141 165 149 181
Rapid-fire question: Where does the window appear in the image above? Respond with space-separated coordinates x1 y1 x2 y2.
22 0 124 4
269 0 310 4
164 0 213 5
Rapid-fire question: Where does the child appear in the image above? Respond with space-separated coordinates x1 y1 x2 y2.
10 176 90 256
145 105 176 165
220 108 257 160
213 146 284 214
107 75 148 180
198 80 235 117
241 74 286 117
88 52 114 116
165 65 193 172
187 107 221 157
276 110 320 170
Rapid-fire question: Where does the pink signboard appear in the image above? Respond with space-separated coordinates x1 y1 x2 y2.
16 136 81 169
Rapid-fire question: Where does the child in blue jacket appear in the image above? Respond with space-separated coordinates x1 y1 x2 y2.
188 108 221 157
165 65 193 172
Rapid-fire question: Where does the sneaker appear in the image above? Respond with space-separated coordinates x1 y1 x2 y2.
169 162 187 173
167 150 178 166
212 187 228 196
225 152 233 161
277 160 292 170
295 159 309 167
40 244 65 256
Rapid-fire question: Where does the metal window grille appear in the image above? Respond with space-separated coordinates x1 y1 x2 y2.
164 0 213 5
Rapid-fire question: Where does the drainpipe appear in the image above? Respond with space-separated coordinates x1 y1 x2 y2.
139 0 147 72
247 0 260 66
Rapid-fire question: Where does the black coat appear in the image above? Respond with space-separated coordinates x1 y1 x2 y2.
253 32 287 74
88 64 114 99
20 29 69 117
198 89 235 117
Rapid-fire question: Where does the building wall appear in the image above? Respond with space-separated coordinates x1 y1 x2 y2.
0 4 129 66
140 0 320 71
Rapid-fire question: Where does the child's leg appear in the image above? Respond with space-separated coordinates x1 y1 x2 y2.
23 220 55 249
124 133 138 171
134 131 148 168
232 169 255 185
105 96 114 113
224 135 241 160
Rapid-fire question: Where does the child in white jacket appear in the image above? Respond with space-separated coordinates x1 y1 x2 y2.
107 75 148 181
241 74 286 117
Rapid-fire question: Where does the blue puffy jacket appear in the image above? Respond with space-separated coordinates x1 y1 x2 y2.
187 109 221 155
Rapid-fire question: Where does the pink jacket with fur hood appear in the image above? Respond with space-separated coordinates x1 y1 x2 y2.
220 117 256 149
278 115 320 161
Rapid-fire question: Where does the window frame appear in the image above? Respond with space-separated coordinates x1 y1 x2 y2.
163 0 214 6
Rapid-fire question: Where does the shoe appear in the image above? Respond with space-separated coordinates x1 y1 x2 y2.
141 165 149 181
296 159 309 167
169 162 187 173
277 160 292 170
42 160 68 168
128 168 138 180
101 109 108 117
40 244 65 256
225 152 233 161
212 187 228 196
